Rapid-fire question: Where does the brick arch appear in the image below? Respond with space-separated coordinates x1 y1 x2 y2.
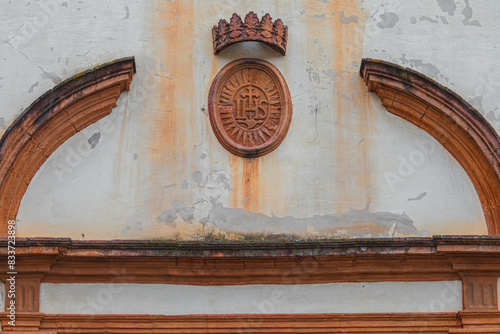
360 58 500 235
0 57 136 236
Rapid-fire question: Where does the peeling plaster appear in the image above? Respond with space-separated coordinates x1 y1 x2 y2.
408 192 427 201
87 132 101 149
420 16 439 24
461 0 481 26
376 12 399 29
436 0 456 16
399 54 449 82
158 201 425 238
28 81 39 93
340 11 359 24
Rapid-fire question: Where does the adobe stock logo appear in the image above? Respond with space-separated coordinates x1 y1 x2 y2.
384 137 437 192
7 0 62 50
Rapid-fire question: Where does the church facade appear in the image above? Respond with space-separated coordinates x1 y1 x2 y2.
1 0 499 332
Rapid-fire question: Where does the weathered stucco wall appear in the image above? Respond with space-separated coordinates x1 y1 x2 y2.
1 0 498 240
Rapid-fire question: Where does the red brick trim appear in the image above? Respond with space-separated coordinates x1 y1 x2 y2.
360 59 500 235
0 58 136 237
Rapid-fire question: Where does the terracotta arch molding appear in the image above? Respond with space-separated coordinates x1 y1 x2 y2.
360 58 500 235
0 57 136 237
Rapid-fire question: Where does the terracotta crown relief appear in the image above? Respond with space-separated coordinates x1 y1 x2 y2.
212 12 288 55
208 58 292 157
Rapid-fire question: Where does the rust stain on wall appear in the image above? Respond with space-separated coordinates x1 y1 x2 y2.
330 0 371 213
148 0 196 215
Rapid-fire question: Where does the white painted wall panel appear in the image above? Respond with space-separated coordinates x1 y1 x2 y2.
40 281 463 315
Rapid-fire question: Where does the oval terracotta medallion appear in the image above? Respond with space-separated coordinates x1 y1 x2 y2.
208 58 292 157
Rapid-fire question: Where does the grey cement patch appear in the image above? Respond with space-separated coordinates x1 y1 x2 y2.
313 14 325 20
376 12 399 29
28 81 39 93
121 226 131 236
216 172 231 190
408 192 427 201
399 55 443 80
158 200 426 238
0 117 6 129
181 180 188 189
158 201 194 228
87 132 101 149
133 153 138 160
192 171 203 186
436 0 456 16
461 0 481 26
420 16 439 24
340 11 358 24
410 17 417 24
136 222 142 231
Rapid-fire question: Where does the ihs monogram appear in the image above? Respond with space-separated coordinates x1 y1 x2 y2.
218 69 282 146
209 58 292 157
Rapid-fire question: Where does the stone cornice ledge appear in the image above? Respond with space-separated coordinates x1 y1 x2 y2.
1 236 500 257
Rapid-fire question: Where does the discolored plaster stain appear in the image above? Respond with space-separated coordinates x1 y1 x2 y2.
28 81 39 93
0 117 6 129
340 11 358 24
376 12 399 29
408 192 427 201
399 54 447 81
41 72 61 84
299 10 305 15
164 183 177 189
124 6 129 19
121 226 131 236
158 200 195 228
181 180 189 190
200 153 207 160
436 0 456 16
87 132 101 149
241 194 251 204
157 201 425 238
133 153 138 160
487 106 500 122
313 14 326 20
440 16 449 24
216 172 231 190
317 0 328 3
420 16 438 24
461 0 481 26
192 171 203 186
136 222 142 231
61 1 68 7
410 16 417 24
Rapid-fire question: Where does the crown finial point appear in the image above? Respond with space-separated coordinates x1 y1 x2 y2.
212 12 288 56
